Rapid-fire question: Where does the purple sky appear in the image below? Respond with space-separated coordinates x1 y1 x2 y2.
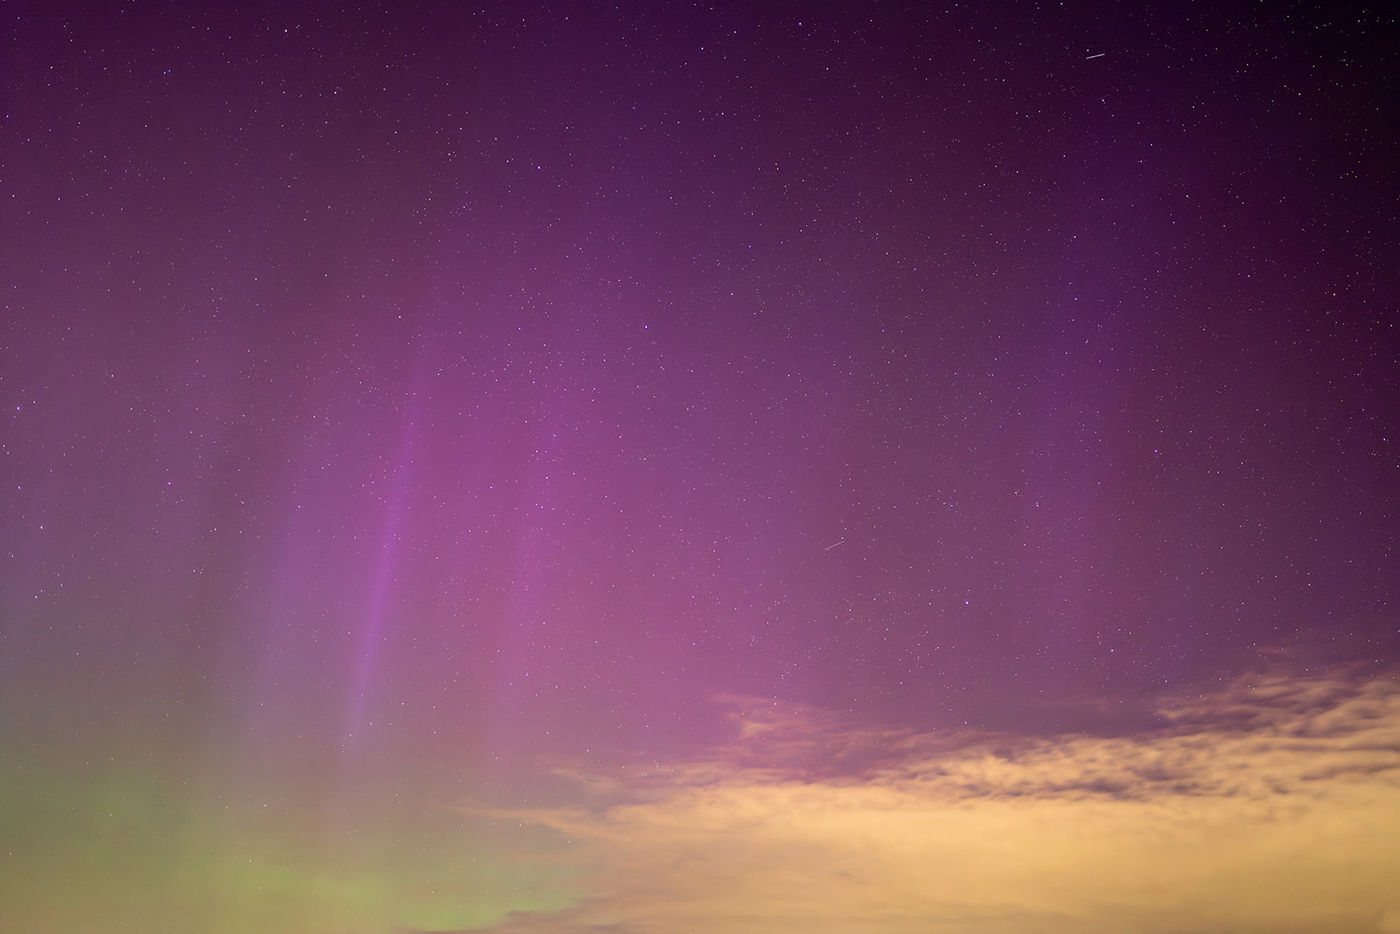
2 3 1398 932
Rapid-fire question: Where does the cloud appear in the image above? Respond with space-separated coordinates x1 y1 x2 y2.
457 667 1400 934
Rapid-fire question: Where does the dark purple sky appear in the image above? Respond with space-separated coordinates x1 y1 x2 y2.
1 4 1399 928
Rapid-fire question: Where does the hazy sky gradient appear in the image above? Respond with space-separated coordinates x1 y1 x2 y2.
2 2 1398 931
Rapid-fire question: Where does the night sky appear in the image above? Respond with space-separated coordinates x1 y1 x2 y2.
3 3 1400 932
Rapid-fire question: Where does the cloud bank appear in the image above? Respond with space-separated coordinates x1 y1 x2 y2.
458 667 1400 934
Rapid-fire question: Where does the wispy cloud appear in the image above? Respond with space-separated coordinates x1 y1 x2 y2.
458 667 1400 934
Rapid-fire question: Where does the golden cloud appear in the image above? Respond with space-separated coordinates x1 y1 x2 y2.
456 667 1400 934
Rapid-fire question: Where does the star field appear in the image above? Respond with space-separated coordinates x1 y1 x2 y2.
2 2 1399 932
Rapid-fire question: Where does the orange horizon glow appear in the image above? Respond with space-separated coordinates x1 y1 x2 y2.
465 667 1400 934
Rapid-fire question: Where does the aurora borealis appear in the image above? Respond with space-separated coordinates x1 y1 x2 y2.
2 2 1399 932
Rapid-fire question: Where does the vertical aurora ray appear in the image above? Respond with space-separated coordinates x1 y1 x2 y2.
1 3 1398 933
344 374 422 749
480 328 597 777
